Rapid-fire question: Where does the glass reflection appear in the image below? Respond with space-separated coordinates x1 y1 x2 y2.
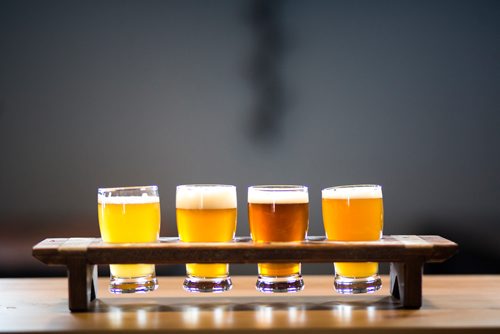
333 304 353 323
182 306 200 327
102 304 160 329
94 298 382 330
213 305 234 327
108 307 123 328
287 305 306 325
366 305 376 322
136 309 148 328
178 304 235 328
256 305 274 327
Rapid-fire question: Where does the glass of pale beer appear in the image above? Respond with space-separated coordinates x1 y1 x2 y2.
322 184 384 294
176 184 237 292
97 185 161 293
248 185 309 293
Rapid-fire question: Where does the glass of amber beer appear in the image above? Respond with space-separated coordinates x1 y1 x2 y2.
176 184 237 292
248 185 309 293
322 184 383 294
97 185 161 293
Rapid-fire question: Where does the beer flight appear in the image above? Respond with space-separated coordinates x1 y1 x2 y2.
97 184 384 295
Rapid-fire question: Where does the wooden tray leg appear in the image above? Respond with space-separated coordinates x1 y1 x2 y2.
66 257 97 312
390 259 424 309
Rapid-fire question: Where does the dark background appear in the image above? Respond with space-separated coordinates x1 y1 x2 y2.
1 0 499 277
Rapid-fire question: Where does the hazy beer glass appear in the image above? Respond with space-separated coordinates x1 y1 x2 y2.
176 184 237 292
97 185 161 293
248 185 309 293
322 184 383 294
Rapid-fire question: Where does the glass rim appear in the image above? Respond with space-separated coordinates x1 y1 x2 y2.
248 185 308 191
322 184 381 191
98 185 158 192
176 184 236 189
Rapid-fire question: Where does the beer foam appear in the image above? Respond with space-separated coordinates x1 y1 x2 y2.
248 187 309 204
176 185 237 209
322 185 382 199
98 195 160 204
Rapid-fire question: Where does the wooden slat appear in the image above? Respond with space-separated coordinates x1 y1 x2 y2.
33 235 458 266
32 238 70 265
59 238 97 253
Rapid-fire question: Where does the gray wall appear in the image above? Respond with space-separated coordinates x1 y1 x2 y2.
1 0 499 276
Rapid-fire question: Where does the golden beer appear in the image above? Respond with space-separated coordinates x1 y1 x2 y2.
176 184 237 292
248 203 308 276
97 186 161 293
248 185 309 293
322 185 383 293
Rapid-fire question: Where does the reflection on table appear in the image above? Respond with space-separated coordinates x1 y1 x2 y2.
1 275 499 333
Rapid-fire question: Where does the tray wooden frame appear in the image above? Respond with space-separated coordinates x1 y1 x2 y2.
33 235 458 312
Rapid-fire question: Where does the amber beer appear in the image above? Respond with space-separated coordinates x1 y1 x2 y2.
176 184 237 292
322 184 383 294
248 185 309 293
97 186 161 293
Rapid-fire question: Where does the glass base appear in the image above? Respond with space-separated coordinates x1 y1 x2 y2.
256 274 304 293
109 273 158 294
183 276 232 293
334 274 382 294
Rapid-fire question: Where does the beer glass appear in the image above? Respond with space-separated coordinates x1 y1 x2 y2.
97 185 161 293
248 185 309 293
322 184 383 294
176 184 237 292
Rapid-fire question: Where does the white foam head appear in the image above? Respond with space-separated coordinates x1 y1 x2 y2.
248 185 309 204
176 185 237 209
98 194 160 204
98 185 159 204
322 185 382 199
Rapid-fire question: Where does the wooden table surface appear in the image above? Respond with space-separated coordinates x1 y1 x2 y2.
1 275 499 333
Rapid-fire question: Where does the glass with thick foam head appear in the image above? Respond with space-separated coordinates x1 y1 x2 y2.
322 184 384 294
176 184 237 292
97 185 161 293
248 185 309 293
